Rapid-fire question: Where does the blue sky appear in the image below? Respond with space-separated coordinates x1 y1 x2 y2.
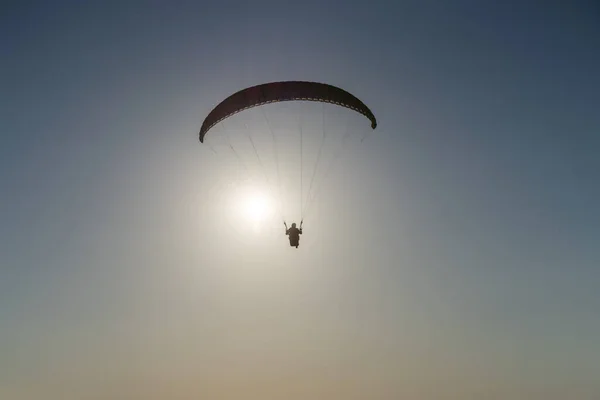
1 1 599 398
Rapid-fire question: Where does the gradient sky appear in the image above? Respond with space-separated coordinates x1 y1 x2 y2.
1 1 599 399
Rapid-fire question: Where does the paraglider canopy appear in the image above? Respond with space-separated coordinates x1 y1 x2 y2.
199 81 377 143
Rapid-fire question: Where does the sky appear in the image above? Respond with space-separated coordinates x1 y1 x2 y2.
1 1 599 399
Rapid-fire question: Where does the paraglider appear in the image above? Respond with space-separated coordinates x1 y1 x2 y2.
284 221 303 248
199 81 376 248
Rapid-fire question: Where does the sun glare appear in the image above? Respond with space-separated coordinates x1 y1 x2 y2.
243 192 271 223
229 182 275 234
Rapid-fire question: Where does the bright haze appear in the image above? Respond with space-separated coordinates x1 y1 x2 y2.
1 1 599 399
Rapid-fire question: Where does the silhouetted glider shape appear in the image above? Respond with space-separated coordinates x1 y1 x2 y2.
199 81 377 142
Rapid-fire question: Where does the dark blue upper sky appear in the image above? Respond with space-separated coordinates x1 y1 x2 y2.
1 1 599 398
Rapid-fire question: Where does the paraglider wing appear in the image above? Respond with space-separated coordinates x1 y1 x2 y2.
199 81 377 142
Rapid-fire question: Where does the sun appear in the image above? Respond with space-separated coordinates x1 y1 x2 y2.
230 182 275 229
242 191 271 223
225 180 276 234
